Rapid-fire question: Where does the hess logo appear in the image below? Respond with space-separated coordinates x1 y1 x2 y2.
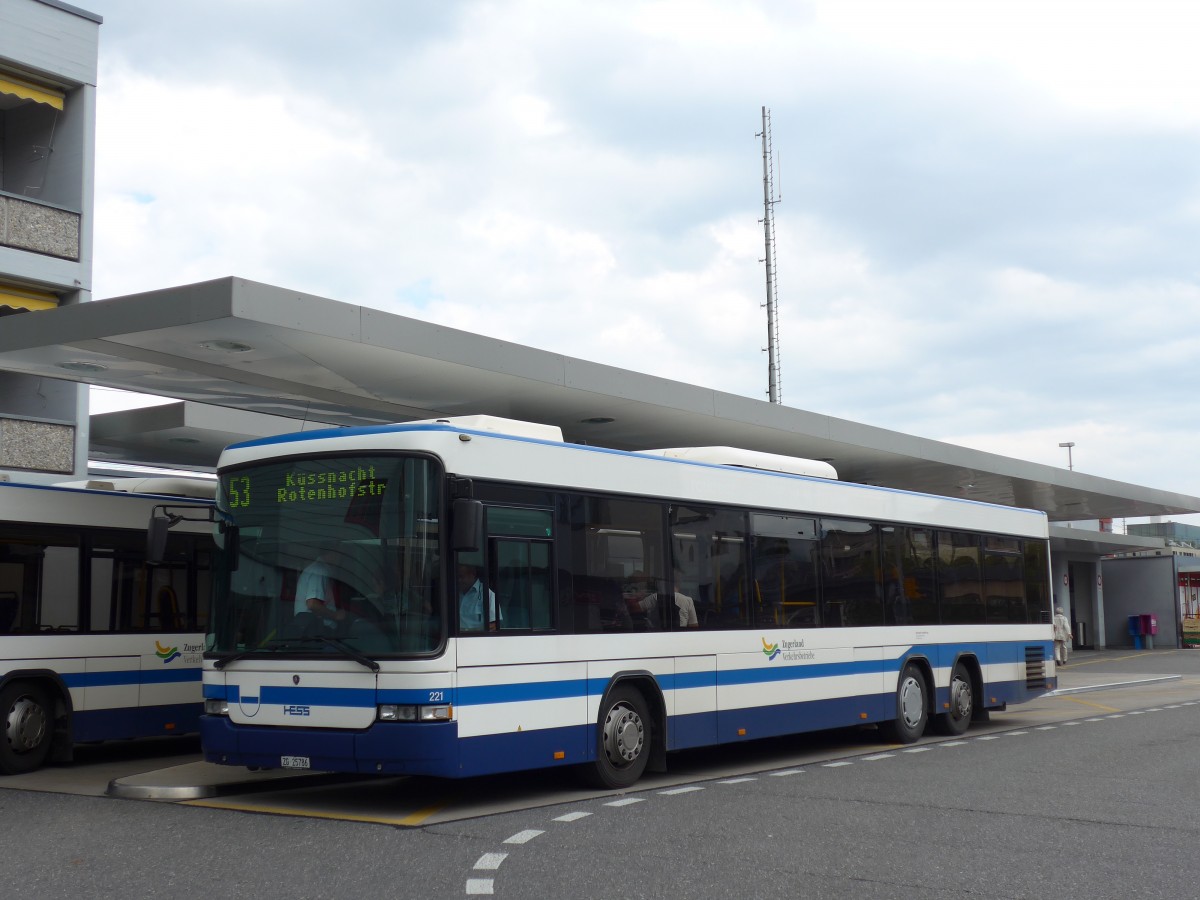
282 705 311 716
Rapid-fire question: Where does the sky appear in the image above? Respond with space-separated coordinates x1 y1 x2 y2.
81 0 1200 518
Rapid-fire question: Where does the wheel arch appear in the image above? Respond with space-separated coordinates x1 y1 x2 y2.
598 670 668 773
1 669 75 761
899 654 935 716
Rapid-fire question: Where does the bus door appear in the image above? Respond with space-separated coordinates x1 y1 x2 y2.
83 537 142 725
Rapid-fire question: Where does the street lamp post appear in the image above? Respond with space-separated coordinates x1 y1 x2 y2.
1058 441 1075 471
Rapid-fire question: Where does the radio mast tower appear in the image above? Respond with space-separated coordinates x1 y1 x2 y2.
758 106 782 404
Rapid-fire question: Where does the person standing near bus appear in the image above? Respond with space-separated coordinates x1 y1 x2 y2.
1053 606 1072 664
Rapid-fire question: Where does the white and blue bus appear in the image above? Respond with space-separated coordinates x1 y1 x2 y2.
200 416 1055 788
0 478 214 775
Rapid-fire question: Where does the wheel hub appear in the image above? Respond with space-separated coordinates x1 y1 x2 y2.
5 696 48 754
899 677 924 727
602 702 644 765
950 677 972 719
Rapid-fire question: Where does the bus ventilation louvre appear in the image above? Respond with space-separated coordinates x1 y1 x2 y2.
1025 645 1048 690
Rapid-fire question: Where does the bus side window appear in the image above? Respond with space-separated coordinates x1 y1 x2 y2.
938 531 984 625
750 515 819 629
2 534 81 632
491 539 553 630
669 505 749 630
483 507 555 633
820 519 884 628
0 591 16 632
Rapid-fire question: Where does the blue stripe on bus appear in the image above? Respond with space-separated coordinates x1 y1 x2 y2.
61 668 201 688
716 658 886 687
259 685 377 708
456 678 590 705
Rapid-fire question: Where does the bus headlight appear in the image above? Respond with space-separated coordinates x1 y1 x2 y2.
205 699 229 716
377 704 452 722
419 705 452 722
377 704 418 722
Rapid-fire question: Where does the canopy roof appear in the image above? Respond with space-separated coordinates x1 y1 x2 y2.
1 276 1196 528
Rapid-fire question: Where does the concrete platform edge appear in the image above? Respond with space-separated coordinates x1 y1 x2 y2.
1047 674 1182 698
107 770 360 801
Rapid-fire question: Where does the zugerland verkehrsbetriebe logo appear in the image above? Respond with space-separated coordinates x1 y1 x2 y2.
761 637 815 662
155 640 181 664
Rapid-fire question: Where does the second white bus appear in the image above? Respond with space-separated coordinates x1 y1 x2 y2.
0 478 214 775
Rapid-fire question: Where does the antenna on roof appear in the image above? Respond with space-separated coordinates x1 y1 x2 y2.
757 106 782 405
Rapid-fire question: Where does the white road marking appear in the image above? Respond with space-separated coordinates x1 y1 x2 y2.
553 811 592 822
503 829 544 844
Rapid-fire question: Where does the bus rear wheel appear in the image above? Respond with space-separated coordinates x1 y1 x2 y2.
880 663 927 744
0 681 53 775
933 662 974 736
589 685 650 789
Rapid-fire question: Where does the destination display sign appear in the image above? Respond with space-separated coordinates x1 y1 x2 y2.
224 462 389 510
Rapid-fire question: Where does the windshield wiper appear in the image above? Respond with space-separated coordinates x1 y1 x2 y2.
312 635 381 672
213 638 307 669
213 636 379 672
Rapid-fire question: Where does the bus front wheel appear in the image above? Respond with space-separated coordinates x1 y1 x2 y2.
0 681 53 775
880 663 928 744
590 685 650 789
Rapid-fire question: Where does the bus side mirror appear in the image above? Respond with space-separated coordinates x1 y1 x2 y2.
146 514 171 563
452 498 483 552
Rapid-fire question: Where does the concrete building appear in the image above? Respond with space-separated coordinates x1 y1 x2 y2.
1127 520 1200 548
0 0 101 482
1103 522 1200 650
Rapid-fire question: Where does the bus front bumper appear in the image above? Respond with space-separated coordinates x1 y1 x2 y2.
200 714 461 777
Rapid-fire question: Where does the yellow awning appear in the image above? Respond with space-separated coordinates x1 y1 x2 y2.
0 285 58 311
0 74 65 111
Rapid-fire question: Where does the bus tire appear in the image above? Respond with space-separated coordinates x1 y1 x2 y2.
590 685 650 789
933 662 974 736
879 663 927 744
0 681 53 775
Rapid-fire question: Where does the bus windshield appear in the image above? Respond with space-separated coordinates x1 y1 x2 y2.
209 455 442 657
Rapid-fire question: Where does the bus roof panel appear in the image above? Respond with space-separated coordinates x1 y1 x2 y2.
218 420 1048 539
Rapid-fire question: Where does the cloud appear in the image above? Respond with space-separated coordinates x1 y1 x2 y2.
82 0 1200 514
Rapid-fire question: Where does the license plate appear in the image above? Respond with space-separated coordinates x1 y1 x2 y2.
281 756 310 769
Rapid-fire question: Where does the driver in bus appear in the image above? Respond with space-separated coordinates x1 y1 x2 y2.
294 549 347 629
457 563 500 632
